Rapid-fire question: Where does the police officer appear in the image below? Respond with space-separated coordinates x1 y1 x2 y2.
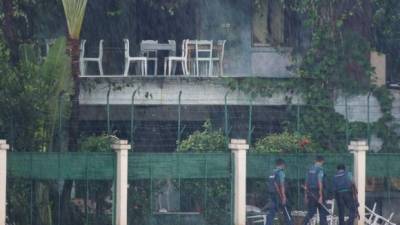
332 164 357 225
266 159 293 225
302 155 328 225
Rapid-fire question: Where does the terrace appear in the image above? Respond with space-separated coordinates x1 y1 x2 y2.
41 0 298 79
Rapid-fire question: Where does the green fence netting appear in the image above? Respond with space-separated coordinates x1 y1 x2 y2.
6 152 400 225
246 153 354 217
7 152 117 225
127 153 233 225
7 152 116 180
365 154 400 219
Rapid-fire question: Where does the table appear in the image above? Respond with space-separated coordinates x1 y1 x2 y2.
140 42 177 75
141 43 177 56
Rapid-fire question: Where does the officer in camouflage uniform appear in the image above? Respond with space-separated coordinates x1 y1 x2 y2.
266 158 293 225
302 155 328 225
332 164 357 225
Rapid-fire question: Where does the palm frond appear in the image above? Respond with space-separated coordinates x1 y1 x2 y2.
62 0 88 39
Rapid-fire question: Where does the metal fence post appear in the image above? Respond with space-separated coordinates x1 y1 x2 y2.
367 93 371 147
131 90 138 150
107 87 111 135
224 91 229 147
296 105 300 133
0 140 9 225
112 139 130 225
229 139 249 225
247 99 253 145
345 96 349 145
177 91 182 147
348 140 368 225
58 93 64 151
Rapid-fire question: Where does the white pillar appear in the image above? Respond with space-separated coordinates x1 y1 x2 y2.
112 139 130 225
229 139 249 225
348 140 368 225
0 140 9 225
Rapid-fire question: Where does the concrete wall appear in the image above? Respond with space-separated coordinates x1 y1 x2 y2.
80 77 301 106
251 47 294 77
80 78 400 124
334 95 383 123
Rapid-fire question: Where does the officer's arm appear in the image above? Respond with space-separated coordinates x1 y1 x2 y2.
318 170 324 200
279 171 287 204
318 180 323 198
304 174 308 199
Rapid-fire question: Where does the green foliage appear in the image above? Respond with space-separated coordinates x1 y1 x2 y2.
0 37 72 151
224 77 298 100
254 131 317 153
371 86 399 152
178 120 228 152
61 0 88 39
78 134 114 152
372 0 400 80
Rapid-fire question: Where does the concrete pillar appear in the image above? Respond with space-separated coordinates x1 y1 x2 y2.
112 140 130 225
348 140 369 225
0 140 9 225
229 139 249 225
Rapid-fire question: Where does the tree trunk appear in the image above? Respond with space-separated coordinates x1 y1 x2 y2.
60 37 81 225
67 37 81 153
1 0 19 63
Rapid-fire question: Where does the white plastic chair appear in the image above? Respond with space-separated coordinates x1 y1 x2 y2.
195 40 213 77
365 203 395 225
246 205 267 225
163 39 189 76
124 39 148 76
325 200 338 225
303 200 336 225
140 40 158 75
212 40 226 76
79 39 104 76
366 203 377 225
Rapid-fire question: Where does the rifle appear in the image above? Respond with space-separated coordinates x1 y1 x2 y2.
301 185 332 215
351 184 360 219
274 182 292 221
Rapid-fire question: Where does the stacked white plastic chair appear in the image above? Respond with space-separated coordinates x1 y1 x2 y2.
212 40 226 76
195 40 213 76
140 40 158 75
291 200 337 225
123 39 148 76
365 203 396 225
246 205 267 225
164 39 189 76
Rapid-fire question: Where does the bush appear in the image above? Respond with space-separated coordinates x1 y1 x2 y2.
254 131 317 153
178 120 228 152
79 134 116 152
